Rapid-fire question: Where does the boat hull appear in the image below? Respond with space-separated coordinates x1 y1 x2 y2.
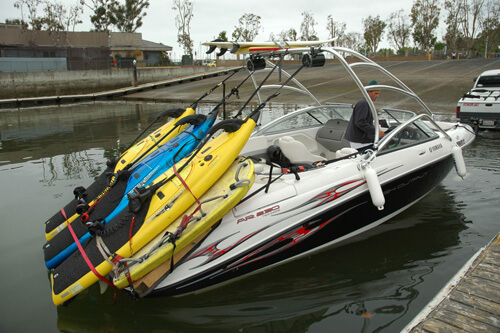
149 153 455 297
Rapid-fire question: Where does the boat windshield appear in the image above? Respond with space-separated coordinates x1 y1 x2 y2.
378 118 438 153
379 108 416 127
255 104 352 135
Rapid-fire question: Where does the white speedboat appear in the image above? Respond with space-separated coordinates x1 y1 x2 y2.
130 46 476 297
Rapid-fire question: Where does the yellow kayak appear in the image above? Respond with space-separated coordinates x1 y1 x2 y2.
112 156 254 292
44 107 195 241
50 114 258 306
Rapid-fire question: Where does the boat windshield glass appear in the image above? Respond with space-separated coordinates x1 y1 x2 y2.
378 119 438 153
476 75 500 88
379 109 416 127
257 104 352 135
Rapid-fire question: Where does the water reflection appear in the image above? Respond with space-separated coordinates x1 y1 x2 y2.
463 130 500 173
0 101 300 175
0 102 166 163
37 149 105 186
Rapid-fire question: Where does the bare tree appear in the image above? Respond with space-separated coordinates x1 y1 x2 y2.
42 1 65 32
286 28 298 41
480 0 500 53
410 0 441 51
326 15 346 46
113 0 150 32
387 9 411 52
14 0 43 30
363 15 386 54
444 0 465 52
232 13 261 42
299 11 318 40
66 3 84 31
13 0 83 43
268 32 278 42
270 28 298 42
460 0 486 51
41 1 66 45
344 32 364 51
172 0 194 57
81 0 119 32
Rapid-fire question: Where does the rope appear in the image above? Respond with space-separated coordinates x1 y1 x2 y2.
230 162 252 190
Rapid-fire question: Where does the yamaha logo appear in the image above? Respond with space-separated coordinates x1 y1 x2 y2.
429 143 443 152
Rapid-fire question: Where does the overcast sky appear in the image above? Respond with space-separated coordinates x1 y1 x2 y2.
0 0 446 59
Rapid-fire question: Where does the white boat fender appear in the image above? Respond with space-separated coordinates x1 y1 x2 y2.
452 145 467 179
363 166 385 210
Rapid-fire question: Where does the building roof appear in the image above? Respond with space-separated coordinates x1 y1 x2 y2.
108 32 171 52
0 25 172 52
142 39 172 52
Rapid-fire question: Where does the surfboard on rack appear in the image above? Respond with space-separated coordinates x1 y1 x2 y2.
203 39 334 55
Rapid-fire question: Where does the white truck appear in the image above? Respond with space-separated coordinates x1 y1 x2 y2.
456 69 500 130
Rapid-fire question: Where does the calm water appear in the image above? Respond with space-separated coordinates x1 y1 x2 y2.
0 101 499 333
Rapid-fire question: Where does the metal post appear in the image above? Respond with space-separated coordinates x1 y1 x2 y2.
133 59 138 87
222 82 226 119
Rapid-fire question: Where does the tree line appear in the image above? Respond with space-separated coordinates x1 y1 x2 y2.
10 0 149 33
6 0 500 59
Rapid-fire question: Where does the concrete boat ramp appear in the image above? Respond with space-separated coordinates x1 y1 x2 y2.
0 67 244 108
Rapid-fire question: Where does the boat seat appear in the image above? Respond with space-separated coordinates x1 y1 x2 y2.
278 136 326 164
335 147 358 158
316 119 350 152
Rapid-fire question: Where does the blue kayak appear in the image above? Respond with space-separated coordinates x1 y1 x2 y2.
44 108 218 269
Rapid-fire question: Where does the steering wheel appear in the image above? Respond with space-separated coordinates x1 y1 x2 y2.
387 130 402 148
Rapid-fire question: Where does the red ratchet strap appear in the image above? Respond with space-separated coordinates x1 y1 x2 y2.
175 204 202 238
282 166 305 174
61 208 116 289
171 164 202 239
172 165 200 205
128 215 136 255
